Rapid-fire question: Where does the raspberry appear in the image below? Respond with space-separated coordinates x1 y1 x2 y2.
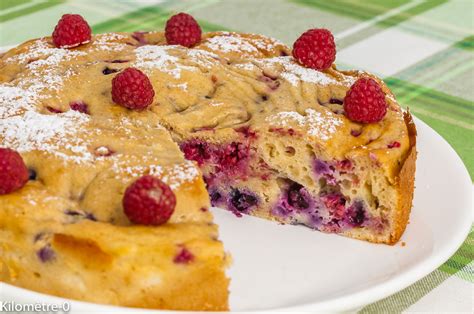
234 126 257 139
180 139 211 166
52 14 91 48
173 247 195 264
165 13 202 47
123 176 176 225
70 101 89 114
258 75 280 90
219 142 249 169
322 193 346 219
0 148 29 195
336 159 353 171
343 78 387 123
350 129 362 137
112 67 155 110
292 28 336 71
388 141 401 148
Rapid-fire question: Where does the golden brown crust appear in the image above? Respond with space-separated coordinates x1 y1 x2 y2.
389 110 417 244
129 263 229 311
0 181 229 311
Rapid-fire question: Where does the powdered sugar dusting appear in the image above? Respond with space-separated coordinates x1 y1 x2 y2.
234 62 256 71
7 39 85 65
0 39 94 162
203 34 258 53
256 57 340 86
252 35 284 51
185 48 220 68
0 110 93 163
90 33 128 52
266 109 343 140
1 38 86 118
113 116 165 139
112 160 199 190
0 85 36 119
134 45 182 78
169 82 188 91
151 160 200 190
210 101 223 107
135 45 202 79
5 39 85 96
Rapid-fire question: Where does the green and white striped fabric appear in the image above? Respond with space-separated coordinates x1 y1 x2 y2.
0 0 472 312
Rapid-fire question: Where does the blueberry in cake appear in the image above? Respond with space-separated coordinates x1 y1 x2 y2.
0 12 416 311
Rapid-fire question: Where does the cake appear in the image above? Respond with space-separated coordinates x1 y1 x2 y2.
0 12 416 311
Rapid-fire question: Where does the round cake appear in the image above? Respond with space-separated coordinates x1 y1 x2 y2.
0 13 416 311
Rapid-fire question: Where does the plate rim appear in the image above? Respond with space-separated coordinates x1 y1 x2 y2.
275 116 472 311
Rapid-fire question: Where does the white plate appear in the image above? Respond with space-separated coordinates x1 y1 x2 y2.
1 117 472 313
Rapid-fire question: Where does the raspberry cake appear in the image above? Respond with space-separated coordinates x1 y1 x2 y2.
0 13 416 311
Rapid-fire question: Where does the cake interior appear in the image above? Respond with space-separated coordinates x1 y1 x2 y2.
179 126 395 238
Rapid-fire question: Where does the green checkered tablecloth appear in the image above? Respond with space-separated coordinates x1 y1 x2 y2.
0 0 472 312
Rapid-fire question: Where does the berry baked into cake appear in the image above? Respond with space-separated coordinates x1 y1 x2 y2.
0 13 416 311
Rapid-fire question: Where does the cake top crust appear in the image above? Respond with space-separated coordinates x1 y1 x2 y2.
0 31 409 184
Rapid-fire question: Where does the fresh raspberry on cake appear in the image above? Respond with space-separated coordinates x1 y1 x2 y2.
111 67 155 110
123 175 176 225
52 14 91 48
344 78 387 123
0 148 29 195
165 13 202 47
292 28 336 71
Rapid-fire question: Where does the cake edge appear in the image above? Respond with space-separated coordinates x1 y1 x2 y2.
389 109 417 245
339 109 417 245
